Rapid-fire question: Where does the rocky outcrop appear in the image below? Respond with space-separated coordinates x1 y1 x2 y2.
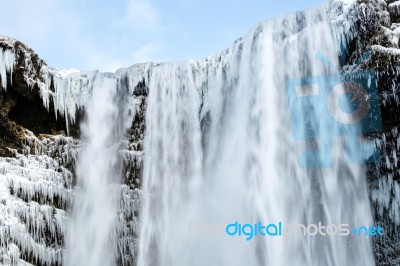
0 37 81 158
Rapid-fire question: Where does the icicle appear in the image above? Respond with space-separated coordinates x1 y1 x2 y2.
0 48 16 90
0 130 76 265
372 175 400 226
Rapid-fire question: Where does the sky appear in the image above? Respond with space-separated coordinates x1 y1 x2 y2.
0 0 326 72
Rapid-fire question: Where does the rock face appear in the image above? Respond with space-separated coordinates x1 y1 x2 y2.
332 0 400 264
0 38 80 158
0 0 399 265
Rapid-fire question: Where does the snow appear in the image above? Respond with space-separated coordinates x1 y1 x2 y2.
381 26 400 48
392 23 400 34
371 44 400 55
388 0 400 12
57 68 80 78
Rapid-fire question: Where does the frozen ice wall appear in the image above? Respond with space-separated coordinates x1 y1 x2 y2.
0 134 78 265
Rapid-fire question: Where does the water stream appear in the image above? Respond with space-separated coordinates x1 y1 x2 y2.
64 76 120 266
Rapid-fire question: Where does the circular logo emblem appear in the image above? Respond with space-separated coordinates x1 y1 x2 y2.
327 82 370 124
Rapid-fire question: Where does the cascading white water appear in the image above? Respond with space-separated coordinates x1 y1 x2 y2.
138 5 376 266
64 76 120 266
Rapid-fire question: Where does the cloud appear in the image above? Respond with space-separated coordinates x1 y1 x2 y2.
132 42 165 63
86 42 166 72
121 0 161 32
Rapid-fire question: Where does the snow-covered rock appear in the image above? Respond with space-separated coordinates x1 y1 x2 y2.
388 1 400 21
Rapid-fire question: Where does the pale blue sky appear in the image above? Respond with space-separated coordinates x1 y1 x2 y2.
1 0 326 72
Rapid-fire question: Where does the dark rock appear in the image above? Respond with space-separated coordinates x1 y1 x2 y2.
0 39 81 157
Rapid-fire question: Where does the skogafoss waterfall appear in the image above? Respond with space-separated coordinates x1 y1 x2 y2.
2 0 400 265
64 76 120 266
138 6 375 266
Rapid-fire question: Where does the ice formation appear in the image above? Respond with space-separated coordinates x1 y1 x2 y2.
0 48 15 90
0 135 75 265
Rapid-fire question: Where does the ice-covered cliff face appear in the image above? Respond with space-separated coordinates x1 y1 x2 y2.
0 37 145 265
0 0 400 265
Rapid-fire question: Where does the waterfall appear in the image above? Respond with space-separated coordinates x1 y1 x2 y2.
64 76 120 266
0 1 387 265
138 5 375 266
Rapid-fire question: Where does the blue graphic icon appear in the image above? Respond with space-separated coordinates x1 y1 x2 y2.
286 49 382 168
